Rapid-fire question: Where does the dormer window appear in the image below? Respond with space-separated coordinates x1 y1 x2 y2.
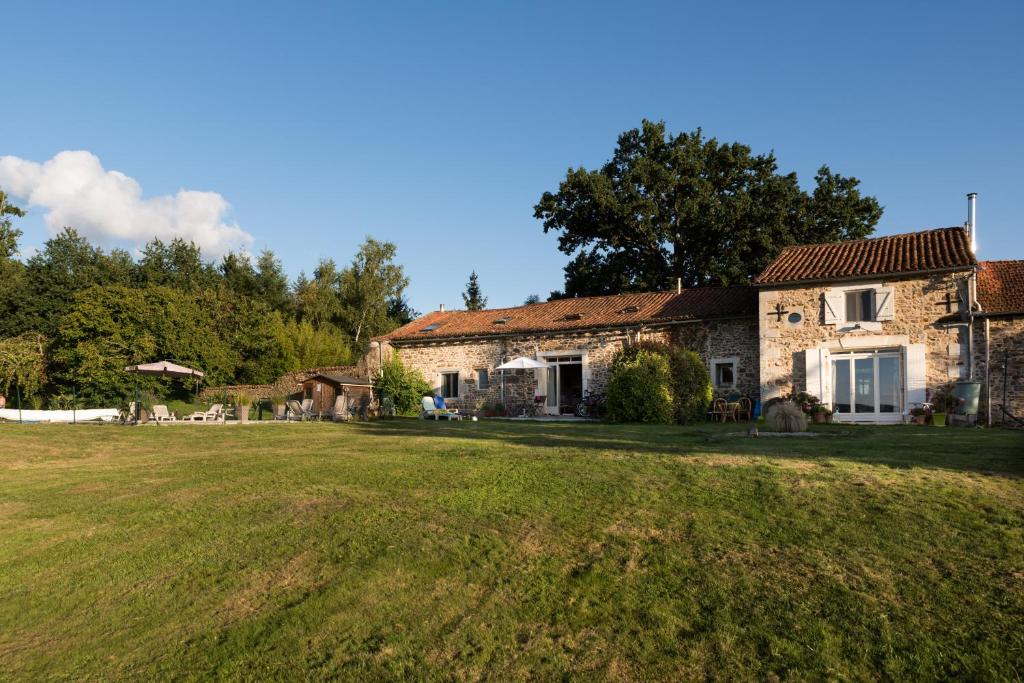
493 317 511 325
420 323 440 332
620 305 640 314
563 313 583 321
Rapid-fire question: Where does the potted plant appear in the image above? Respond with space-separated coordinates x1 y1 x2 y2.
233 391 254 423
930 384 957 427
269 393 288 420
811 403 832 424
909 406 929 425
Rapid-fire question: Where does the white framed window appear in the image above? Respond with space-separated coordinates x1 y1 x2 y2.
823 284 894 326
441 372 459 398
711 357 739 389
845 289 875 322
476 369 489 390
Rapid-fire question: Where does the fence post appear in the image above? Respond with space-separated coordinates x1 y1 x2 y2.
16 384 22 424
72 385 77 425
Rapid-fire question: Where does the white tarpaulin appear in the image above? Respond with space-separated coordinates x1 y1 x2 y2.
0 408 119 423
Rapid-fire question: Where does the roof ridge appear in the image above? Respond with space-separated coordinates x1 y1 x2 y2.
776 226 965 253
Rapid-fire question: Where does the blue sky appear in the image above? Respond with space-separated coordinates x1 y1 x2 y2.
2 0 1021 313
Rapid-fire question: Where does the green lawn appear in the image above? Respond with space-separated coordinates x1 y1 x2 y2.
1 421 1022 681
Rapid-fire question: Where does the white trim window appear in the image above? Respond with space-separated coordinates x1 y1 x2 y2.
441 372 459 399
823 283 894 326
845 289 875 322
711 357 739 389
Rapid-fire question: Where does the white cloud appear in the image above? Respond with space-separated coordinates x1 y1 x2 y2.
0 150 252 257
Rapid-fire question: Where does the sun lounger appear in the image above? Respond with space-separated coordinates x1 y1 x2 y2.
420 395 462 420
188 403 224 422
151 405 178 423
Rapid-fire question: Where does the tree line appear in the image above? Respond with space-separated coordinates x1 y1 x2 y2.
0 190 414 405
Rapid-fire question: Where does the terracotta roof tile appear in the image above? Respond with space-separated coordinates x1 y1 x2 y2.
377 287 756 342
755 227 976 285
977 260 1024 315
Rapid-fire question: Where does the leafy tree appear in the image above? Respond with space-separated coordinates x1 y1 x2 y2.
338 238 409 346
0 191 27 337
50 285 235 403
18 228 135 336
0 189 25 260
294 260 342 328
523 294 541 305
0 333 48 399
535 120 882 296
137 238 215 290
462 271 488 310
373 352 431 416
275 319 353 371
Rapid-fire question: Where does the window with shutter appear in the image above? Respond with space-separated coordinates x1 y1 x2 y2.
874 287 894 321
822 290 844 325
904 344 927 412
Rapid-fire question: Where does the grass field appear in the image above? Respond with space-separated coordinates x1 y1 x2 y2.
1 420 1022 681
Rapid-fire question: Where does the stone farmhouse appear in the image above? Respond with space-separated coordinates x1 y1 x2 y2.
368 204 1024 424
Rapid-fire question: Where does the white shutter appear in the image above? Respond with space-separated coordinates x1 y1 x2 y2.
875 286 895 321
905 344 927 412
823 290 843 325
805 347 831 405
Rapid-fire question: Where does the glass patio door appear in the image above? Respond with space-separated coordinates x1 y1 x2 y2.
540 354 584 415
831 351 901 422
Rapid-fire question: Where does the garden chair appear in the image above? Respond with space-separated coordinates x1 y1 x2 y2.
710 398 735 423
188 403 223 422
151 405 178 423
735 397 753 421
286 399 313 421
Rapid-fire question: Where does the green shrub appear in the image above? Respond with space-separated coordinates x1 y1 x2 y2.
605 349 674 424
374 352 432 416
608 342 711 424
665 347 712 423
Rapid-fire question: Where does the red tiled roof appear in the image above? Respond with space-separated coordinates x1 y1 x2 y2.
755 227 976 285
977 260 1024 315
377 287 756 342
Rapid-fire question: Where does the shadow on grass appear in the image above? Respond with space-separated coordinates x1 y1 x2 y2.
349 418 1024 478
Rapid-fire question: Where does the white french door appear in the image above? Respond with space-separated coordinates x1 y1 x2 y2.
831 351 902 423
539 354 584 415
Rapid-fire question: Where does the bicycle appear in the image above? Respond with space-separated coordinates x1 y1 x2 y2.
575 390 606 418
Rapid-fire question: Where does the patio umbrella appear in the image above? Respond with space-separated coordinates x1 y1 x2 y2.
124 360 205 378
495 357 551 413
124 360 206 420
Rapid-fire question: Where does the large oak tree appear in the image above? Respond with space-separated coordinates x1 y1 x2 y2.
535 121 883 297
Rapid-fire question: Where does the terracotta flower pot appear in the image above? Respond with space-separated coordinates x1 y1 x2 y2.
912 415 927 425
812 412 828 424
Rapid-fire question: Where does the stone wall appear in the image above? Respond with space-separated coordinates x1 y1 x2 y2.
201 364 367 402
758 273 972 407
972 316 1024 424
369 318 760 415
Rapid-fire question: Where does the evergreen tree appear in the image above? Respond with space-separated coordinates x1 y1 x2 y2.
462 271 488 310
